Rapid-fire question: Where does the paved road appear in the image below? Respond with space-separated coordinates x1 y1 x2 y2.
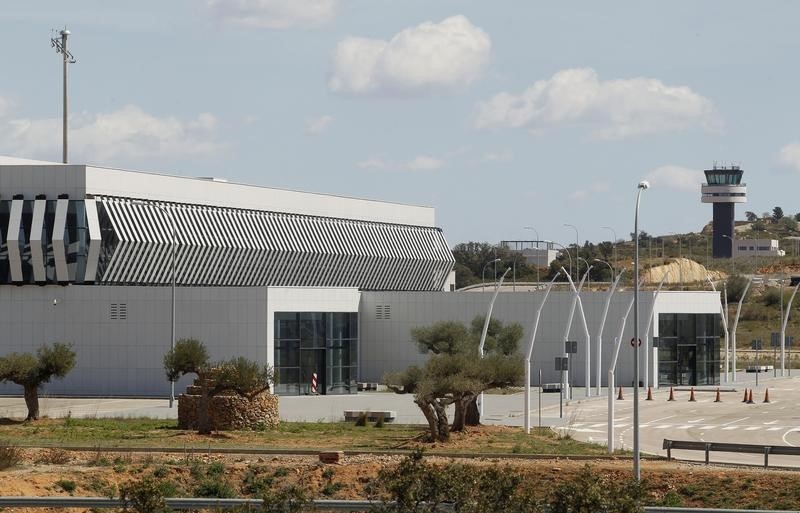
563 375 800 467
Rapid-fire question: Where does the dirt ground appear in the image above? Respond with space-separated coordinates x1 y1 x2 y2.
2 426 800 511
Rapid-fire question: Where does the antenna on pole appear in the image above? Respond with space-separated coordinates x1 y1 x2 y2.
51 27 76 164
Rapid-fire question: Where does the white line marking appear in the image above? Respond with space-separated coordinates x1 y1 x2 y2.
653 425 673 429
722 426 739 430
764 420 779 425
783 428 800 446
687 418 705 423
589 423 606 428
744 427 760 431
643 415 676 425
698 425 717 430
721 417 749 426
767 427 784 431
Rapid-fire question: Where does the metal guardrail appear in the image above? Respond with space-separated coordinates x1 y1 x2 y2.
0 497 454 511
1 497 796 512
663 438 800 468
645 508 800 513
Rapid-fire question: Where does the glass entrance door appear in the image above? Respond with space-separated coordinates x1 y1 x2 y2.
677 345 696 385
300 348 325 395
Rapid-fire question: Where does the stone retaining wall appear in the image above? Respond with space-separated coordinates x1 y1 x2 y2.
178 390 280 431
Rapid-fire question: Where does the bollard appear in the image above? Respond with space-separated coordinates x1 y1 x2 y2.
646 386 653 400
688 387 696 402
764 388 770 403
617 386 624 400
742 389 748 402
747 389 754 404
714 387 721 402
667 386 675 401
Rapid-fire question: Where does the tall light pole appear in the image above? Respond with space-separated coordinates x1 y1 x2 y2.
601 226 617 281
721 234 735 276
564 224 579 281
133 200 177 407
482 258 501 292
51 28 76 164
633 180 650 481
523 227 540 284
551 242 572 280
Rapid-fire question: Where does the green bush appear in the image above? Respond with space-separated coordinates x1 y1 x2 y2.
194 476 236 498
56 479 77 493
262 485 314 513
119 476 170 513
355 411 368 427
548 465 643 513
0 445 23 470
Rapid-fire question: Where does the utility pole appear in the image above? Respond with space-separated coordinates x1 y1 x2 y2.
51 28 76 163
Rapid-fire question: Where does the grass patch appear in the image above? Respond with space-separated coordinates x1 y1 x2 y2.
0 418 609 456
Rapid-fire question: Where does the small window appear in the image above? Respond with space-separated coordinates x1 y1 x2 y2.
109 303 128 320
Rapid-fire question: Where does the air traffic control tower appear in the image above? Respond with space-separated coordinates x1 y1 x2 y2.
701 164 747 258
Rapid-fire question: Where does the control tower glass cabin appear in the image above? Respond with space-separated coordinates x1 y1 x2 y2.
701 165 747 258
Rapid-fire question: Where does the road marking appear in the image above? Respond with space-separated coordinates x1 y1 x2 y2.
744 427 760 431
589 423 606 428
572 423 586 427
767 427 784 431
642 415 675 425
722 426 739 431
687 418 705 423
698 425 716 430
653 425 673 429
721 417 749 426
782 428 800 446
764 420 779 425
678 425 693 429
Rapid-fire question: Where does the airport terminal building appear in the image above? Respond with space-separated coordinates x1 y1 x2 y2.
0 157 722 398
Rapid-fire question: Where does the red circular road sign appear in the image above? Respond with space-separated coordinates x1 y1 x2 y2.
630 338 642 347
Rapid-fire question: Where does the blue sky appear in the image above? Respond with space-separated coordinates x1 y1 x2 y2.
2 1 799 247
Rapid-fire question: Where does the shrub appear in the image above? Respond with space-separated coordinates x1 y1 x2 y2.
56 479 77 493
548 465 643 513
242 466 274 495
355 411 368 427
194 476 236 498
262 485 314 513
726 275 750 303
119 476 170 513
0 445 23 470
374 414 385 428
37 448 71 464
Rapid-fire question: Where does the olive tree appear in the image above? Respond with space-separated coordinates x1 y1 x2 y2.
384 317 523 442
164 338 275 435
0 343 77 420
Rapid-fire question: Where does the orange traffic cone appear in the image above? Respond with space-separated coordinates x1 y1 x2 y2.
688 387 696 402
764 388 771 403
742 389 749 402
617 386 624 400
667 386 675 401
646 386 653 400
714 387 721 402
747 389 754 404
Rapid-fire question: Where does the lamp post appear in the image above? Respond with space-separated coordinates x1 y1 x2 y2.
133 200 177 408
523 226 540 284
551 242 572 280
578 257 591 289
633 180 650 481
593 258 614 283
601 226 617 281
482 258 501 292
564 224 579 281
721 234 735 276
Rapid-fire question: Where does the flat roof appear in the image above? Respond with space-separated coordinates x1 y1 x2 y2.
0 157 436 227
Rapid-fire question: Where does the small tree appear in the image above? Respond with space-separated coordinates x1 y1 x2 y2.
164 339 275 435
773 206 785 220
0 343 76 421
384 317 524 442
745 211 758 222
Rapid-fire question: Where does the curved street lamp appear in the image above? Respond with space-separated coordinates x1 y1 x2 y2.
602 226 617 278
593 258 615 282
633 180 650 481
564 223 579 281
551 241 572 281
482 258 501 292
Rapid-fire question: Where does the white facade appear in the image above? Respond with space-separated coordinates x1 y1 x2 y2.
733 238 785 257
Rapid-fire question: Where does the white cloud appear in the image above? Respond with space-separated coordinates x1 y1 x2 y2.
778 143 800 172
329 15 491 96
207 0 337 29
357 155 445 171
306 115 333 135
482 151 513 163
406 155 444 171
357 157 387 170
568 181 611 202
645 165 704 192
0 104 225 163
474 68 719 139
